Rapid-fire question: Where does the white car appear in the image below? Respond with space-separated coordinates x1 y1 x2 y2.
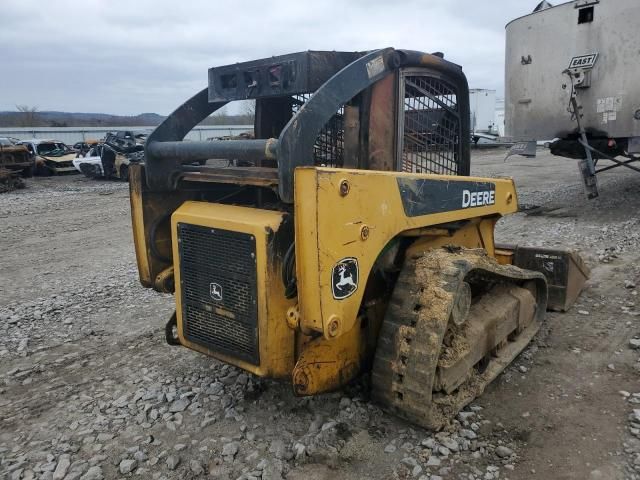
73 145 143 181
73 146 104 178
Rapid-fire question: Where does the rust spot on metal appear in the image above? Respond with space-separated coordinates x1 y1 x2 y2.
368 73 397 172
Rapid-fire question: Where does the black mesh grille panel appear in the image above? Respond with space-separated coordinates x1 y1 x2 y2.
293 94 344 167
178 223 259 364
184 305 257 359
400 74 461 175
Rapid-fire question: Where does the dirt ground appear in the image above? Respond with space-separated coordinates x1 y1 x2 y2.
1 149 639 480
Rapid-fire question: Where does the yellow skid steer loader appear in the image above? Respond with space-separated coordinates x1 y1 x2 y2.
130 48 587 429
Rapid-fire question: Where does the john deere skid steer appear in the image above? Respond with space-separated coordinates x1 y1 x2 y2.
130 48 586 429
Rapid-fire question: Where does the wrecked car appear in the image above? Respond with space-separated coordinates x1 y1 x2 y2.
104 130 147 153
0 137 33 177
0 168 26 193
19 140 78 176
72 144 143 181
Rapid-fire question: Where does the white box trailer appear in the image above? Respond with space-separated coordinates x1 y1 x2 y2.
469 89 497 134
505 0 640 198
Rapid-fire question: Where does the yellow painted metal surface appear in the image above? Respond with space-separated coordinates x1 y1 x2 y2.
149 166 520 394
129 165 188 290
406 218 498 257
171 201 296 378
292 320 366 396
495 247 516 266
129 165 152 287
294 167 518 339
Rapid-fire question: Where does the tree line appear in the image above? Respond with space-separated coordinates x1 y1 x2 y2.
0 105 254 128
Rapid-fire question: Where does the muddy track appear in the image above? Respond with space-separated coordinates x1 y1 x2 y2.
371 248 547 430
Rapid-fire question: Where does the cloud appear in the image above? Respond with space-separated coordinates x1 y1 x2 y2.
0 0 535 115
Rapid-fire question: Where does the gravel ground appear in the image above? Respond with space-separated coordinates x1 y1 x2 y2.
1 150 639 480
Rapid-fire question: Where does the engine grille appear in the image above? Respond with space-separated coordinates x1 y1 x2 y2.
178 223 259 364
399 73 461 175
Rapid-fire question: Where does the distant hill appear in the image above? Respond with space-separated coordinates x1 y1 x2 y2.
0 110 252 128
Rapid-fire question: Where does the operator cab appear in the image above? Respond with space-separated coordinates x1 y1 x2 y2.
143 48 470 203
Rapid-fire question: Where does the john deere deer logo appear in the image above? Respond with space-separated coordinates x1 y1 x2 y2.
331 257 359 300
210 282 223 301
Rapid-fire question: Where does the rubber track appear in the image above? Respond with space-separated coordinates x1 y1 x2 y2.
370 247 547 430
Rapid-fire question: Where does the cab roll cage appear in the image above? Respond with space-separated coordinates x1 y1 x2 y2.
144 48 470 203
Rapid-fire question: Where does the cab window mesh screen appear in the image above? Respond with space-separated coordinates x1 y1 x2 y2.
293 94 344 167
400 75 461 174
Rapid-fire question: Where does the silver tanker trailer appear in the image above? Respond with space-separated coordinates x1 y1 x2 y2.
505 0 640 198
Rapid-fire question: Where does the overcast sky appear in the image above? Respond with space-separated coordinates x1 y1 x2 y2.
0 0 539 116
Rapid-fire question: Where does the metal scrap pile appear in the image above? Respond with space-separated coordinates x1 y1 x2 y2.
0 138 32 178
72 131 147 181
104 131 147 154
104 131 146 166
0 168 26 193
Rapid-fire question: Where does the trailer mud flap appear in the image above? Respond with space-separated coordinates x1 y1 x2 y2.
504 141 537 160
